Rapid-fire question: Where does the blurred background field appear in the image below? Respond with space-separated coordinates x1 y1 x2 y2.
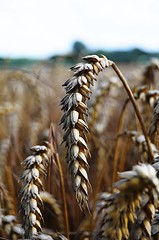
0 43 159 238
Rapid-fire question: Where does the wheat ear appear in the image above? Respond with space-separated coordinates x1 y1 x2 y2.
20 141 52 239
142 58 159 86
129 191 157 239
148 98 159 142
0 214 24 239
133 85 159 108
60 55 110 209
95 164 159 240
125 130 159 161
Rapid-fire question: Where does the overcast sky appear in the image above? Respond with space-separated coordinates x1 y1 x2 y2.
0 0 159 58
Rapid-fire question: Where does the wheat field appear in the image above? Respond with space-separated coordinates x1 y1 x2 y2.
0 54 159 240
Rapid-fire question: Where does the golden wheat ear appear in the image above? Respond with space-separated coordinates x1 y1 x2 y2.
95 164 159 240
20 141 53 239
60 55 110 210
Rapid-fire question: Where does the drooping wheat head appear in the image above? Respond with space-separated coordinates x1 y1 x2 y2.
60 55 110 209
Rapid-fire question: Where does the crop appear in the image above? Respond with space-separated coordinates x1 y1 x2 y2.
0 54 159 239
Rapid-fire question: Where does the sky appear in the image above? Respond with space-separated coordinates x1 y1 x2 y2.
0 0 159 59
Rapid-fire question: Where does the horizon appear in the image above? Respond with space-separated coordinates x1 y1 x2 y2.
0 45 159 60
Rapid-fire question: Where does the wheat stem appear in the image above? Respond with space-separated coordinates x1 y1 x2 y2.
112 98 130 183
110 61 154 161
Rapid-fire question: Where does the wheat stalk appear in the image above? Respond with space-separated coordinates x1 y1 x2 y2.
20 141 52 239
60 54 155 209
60 55 110 209
110 61 154 160
95 164 159 240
